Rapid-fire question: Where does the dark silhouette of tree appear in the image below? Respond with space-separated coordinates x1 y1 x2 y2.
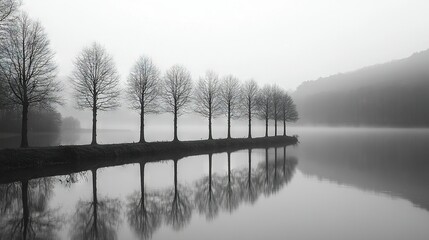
239 149 258 204
194 153 222 220
271 148 281 193
126 56 160 143
161 65 193 142
0 178 63 239
160 159 192 230
219 151 240 213
257 84 272 137
70 169 122 240
260 148 272 196
71 42 120 145
219 75 241 139
280 93 298 136
270 85 282 136
126 163 162 240
0 13 61 147
194 71 222 140
282 146 297 182
240 79 259 138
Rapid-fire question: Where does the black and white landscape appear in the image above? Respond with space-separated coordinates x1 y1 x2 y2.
1 0 429 239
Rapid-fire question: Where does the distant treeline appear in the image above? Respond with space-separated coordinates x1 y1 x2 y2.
0 108 61 133
293 50 429 127
0 108 81 134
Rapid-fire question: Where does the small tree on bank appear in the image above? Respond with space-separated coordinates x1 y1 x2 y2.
161 65 193 142
281 93 298 136
240 79 259 139
126 56 160 143
0 13 61 147
220 75 241 139
257 84 272 137
194 71 222 140
71 42 120 145
271 85 282 136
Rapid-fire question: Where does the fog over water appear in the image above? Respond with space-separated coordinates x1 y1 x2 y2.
2 128 429 239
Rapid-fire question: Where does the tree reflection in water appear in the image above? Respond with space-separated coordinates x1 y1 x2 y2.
194 153 222 220
127 163 162 240
0 178 63 240
70 169 122 240
159 159 192 231
0 145 296 240
219 151 240 213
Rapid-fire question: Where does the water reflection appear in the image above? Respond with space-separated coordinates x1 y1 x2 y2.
219 151 240 213
160 159 193 231
70 170 122 240
293 128 429 211
194 153 222 221
126 163 162 239
0 146 296 239
0 178 63 239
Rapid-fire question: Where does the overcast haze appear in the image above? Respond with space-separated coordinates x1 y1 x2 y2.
21 0 429 127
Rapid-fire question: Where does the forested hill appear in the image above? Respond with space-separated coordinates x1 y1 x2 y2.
293 49 429 127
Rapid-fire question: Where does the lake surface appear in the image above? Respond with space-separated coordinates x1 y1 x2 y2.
1 127 429 240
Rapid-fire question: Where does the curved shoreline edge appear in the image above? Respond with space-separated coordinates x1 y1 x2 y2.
0 136 297 183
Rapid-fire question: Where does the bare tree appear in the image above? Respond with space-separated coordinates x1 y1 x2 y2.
256 84 272 137
280 92 298 136
71 42 120 145
194 71 222 140
0 13 60 147
270 84 282 136
161 65 193 142
220 75 241 139
240 79 259 138
126 56 160 143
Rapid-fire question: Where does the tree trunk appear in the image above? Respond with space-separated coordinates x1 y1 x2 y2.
265 148 268 183
227 151 231 184
20 103 29 148
174 160 178 198
265 116 268 137
208 109 212 140
283 118 286 136
248 105 252 139
140 163 145 200
173 108 178 142
140 106 145 143
209 154 212 194
274 148 277 179
283 146 286 174
22 181 29 240
227 104 231 139
92 169 98 238
248 149 252 186
274 111 278 137
91 107 97 145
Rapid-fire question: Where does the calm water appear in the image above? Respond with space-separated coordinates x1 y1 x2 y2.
1 127 429 240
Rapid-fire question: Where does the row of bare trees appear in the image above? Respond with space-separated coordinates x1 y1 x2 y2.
0 2 298 147
70 45 298 145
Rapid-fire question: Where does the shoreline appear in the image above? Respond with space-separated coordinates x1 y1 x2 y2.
0 136 297 183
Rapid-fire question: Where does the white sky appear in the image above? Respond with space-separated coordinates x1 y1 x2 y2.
22 0 429 91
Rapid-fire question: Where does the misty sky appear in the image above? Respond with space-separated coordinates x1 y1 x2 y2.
21 0 429 128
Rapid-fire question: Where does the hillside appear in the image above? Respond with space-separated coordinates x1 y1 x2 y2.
293 49 429 126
